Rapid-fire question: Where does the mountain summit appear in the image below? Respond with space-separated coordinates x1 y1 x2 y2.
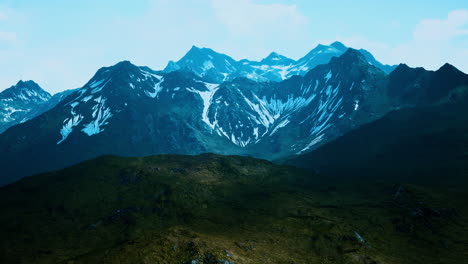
164 42 396 83
0 80 51 133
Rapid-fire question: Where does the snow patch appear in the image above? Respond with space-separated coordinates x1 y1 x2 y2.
202 60 215 71
145 78 164 98
324 70 332 82
298 134 325 154
269 119 290 135
82 95 93 102
187 82 219 129
81 98 113 136
354 100 359 111
57 103 83 144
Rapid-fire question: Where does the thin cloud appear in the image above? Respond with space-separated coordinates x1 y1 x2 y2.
413 9 468 42
390 9 468 72
331 10 468 73
211 0 308 37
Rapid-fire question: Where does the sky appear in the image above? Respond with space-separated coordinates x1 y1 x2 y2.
0 0 467 94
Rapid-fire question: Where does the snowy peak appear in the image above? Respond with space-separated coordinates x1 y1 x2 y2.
302 43 344 58
53 60 228 145
53 61 167 143
260 52 295 66
80 60 164 97
0 80 52 133
163 42 397 84
1 80 51 103
163 46 240 83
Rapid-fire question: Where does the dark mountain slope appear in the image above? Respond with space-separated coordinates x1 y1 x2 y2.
1 51 467 186
0 62 241 185
387 63 468 106
285 99 468 184
1 154 467 263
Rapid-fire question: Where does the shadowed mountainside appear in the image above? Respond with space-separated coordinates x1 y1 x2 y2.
0 154 467 263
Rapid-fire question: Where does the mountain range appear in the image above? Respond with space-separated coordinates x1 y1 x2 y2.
164 41 396 83
0 43 467 186
1 41 468 264
0 80 75 133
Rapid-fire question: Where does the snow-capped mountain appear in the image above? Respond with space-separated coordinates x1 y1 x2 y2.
216 49 390 158
164 46 239 83
0 48 466 185
0 81 78 134
164 42 396 83
48 61 241 152
0 80 51 133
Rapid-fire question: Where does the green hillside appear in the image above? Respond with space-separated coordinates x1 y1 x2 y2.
0 154 467 263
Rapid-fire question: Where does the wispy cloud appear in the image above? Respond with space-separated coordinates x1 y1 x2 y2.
211 0 307 37
330 10 468 73
413 9 468 42
390 9 468 71
1 2 467 93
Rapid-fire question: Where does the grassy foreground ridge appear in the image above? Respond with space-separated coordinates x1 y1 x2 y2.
0 154 467 263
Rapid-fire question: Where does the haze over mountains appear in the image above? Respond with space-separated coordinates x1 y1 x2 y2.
0 42 467 186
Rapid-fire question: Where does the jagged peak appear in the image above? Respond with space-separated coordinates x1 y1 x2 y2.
16 80 34 86
392 63 427 74
394 63 411 70
357 48 374 59
300 43 342 61
267 51 280 57
0 80 50 101
261 51 294 64
163 60 181 72
330 41 347 51
315 44 328 49
336 48 367 62
14 80 40 88
265 51 289 59
113 60 137 69
81 60 151 92
186 45 216 56
437 63 461 73
321 48 379 74
9 80 47 95
178 45 234 65
93 60 142 76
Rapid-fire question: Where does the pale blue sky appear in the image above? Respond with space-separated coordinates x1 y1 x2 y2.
0 0 467 93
